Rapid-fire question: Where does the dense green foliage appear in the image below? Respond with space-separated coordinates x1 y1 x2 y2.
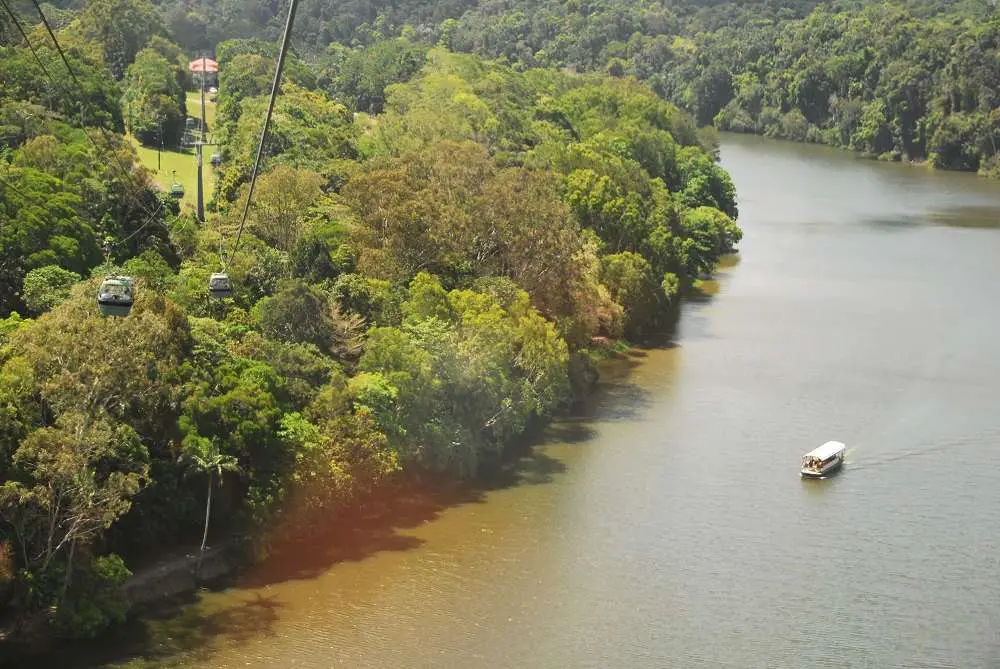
1 0 742 642
122 43 189 146
450 0 1000 175
646 2 1000 175
0 127 172 317
137 0 1000 175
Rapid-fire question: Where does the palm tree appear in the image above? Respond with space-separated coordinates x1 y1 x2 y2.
181 438 239 578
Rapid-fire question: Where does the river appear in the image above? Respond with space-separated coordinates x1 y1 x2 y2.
34 134 1000 669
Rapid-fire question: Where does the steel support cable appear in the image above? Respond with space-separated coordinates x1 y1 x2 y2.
114 200 166 246
220 0 299 272
1 0 58 90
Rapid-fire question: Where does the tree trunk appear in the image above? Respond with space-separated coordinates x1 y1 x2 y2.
61 537 76 600
196 472 213 579
41 492 61 570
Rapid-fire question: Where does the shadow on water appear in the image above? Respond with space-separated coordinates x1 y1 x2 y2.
688 280 720 303
4 592 284 669
242 428 595 590
484 446 571 490
241 488 465 589
862 216 922 230
594 380 655 421
8 444 581 669
923 205 1000 229
717 252 742 269
673 269 734 342
566 354 658 424
861 206 1000 231
685 255 738 305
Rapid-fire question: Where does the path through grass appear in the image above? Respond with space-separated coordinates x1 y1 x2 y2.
186 90 217 133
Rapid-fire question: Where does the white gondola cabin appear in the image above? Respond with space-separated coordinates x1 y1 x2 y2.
801 440 846 478
97 276 134 317
208 272 232 298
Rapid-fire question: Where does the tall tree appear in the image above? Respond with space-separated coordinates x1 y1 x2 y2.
122 47 187 146
77 0 166 78
179 437 239 577
247 166 326 253
0 412 148 594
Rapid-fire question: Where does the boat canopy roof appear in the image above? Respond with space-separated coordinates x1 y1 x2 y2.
803 440 846 461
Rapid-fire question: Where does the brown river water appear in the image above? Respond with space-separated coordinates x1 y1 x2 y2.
22 133 1000 669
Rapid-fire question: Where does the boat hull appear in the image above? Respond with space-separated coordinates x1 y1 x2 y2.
801 458 843 478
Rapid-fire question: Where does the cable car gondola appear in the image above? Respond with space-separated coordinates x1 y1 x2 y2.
97 276 134 317
169 182 185 198
208 272 232 298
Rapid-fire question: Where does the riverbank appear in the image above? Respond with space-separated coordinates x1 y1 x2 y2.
1 279 707 658
0 269 711 669
715 128 1000 179
0 326 674 667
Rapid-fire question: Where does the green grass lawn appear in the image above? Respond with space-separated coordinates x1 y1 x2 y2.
130 140 218 213
130 91 220 212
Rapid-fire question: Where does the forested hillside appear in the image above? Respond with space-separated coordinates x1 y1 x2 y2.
450 0 1000 174
0 0 740 641
113 0 1000 175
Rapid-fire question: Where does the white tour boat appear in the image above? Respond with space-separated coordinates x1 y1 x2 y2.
800 441 845 478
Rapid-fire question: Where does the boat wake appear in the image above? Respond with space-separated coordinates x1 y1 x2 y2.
846 434 987 470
